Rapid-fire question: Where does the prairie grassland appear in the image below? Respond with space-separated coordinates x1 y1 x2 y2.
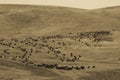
0 4 120 80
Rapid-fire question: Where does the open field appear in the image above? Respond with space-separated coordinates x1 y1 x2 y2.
0 4 120 80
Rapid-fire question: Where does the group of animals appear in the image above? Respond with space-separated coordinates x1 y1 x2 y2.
0 31 112 70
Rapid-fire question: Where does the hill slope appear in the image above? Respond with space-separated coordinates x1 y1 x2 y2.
0 4 120 80
0 5 120 37
92 6 120 20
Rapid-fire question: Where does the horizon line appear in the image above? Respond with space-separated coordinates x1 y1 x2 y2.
0 3 120 10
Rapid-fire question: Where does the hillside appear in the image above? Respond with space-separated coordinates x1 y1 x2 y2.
91 6 120 20
0 4 120 80
0 4 120 37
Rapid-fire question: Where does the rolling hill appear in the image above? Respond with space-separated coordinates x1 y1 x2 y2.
0 4 120 80
0 4 120 38
92 6 120 20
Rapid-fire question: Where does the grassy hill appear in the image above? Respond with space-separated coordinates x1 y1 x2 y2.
0 4 120 80
92 6 120 20
0 4 120 37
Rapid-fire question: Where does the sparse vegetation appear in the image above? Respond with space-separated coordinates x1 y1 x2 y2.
0 4 120 80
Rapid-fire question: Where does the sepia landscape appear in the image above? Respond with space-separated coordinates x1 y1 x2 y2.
0 4 120 80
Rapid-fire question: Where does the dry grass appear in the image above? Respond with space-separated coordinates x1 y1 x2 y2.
0 4 120 80
79 69 120 80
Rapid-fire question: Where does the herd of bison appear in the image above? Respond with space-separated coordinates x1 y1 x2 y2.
0 31 113 70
